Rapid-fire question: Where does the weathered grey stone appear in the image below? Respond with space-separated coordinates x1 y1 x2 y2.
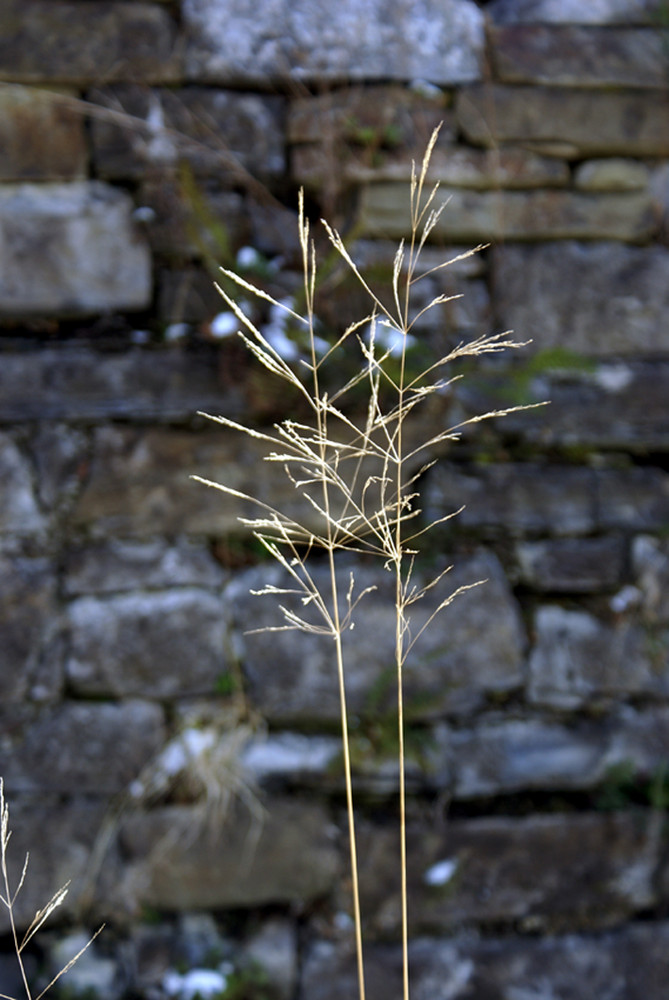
575 158 650 191
356 811 660 935
0 182 151 316
0 1 179 83
90 86 285 179
65 538 225 596
229 550 525 723
456 85 669 156
528 605 666 708
425 462 597 537
242 919 297 1000
0 796 109 935
303 922 669 1000
0 433 46 533
497 363 669 452
633 536 669 623
651 161 669 241
0 85 86 181
294 143 569 190
29 423 88 512
487 0 664 25
0 346 244 422
490 26 669 88
71 425 317 537
136 176 246 259
360 184 653 242
494 243 669 356
595 467 669 532
119 797 338 909
46 932 121 1000
241 733 342 787
65 589 229 698
514 535 625 591
0 552 59 702
451 706 669 797
183 0 484 85
1 701 165 794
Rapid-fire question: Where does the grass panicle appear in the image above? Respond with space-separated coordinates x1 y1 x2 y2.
194 127 541 1000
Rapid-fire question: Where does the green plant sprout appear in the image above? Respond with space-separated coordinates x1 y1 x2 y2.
193 127 541 1000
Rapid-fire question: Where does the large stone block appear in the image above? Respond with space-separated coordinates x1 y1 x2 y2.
1 701 165 794
494 243 669 356
0 1 179 83
90 85 285 180
595 467 669 532
0 182 151 316
65 589 229 698
0 85 86 181
0 346 244 422
229 550 525 723
183 0 484 85
118 797 338 910
0 433 46 533
0 552 58 702
360 184 653 242
356 811 659 936
528 605 666 708
456 85 669 156
515 535 625 592
71 426 317 537
490 26 668 87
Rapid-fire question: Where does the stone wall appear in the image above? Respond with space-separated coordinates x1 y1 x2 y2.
2 0 669 998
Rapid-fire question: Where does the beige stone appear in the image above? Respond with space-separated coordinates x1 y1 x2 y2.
0 86 86 181
575 158 650 191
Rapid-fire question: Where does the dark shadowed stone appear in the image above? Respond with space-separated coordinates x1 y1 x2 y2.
0 85 86 181
425 462 597 538
0 433 46 533
158 265 229 323
487 0 664 24
633 536 669 623
135 176 246 259
1 701 165 794
71 426 317 537
29 424 88 512
118 797 338 910
355 811 660 936
0 552 59 702
515 535 626 591
0 346 244 422
0 795 109 935
65 589 229 698
490 25 668 88
0 182 151 316
183 0 484 85
90 86 285 180
228 550 525 723
0 1 180 83
451 706 669 797
360 184 653 242
528 605 667 708
595 467 669 532
65 538 225 596
456 85 669 156
494 243 669 356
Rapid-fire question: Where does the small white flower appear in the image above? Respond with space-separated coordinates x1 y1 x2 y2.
164 322 190 343
423 858 458 886
236 245 263 269
210 312 239 338
163 968 228 1000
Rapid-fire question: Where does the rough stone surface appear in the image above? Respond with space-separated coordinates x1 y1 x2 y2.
356 811 659 935
183 0 484 85
0 182 151 316
487 0 664 24
457 85 669 156
360 184 653 242
65 589 229 698
90 86 285 180
0 1 180 83
528 605 666 707
71 426 317 537
29 423 88 512
595 467 669 532
0 85 86 181
119 797 339 910
0 346 244 422
1 701 165 793
575 158 650 191
302 922 669 1000
490 26 668 87
0 433 46 533
65 538 225 596
425 462 597 537
633 536 669 623
493 243 669 356
0 552 58 702
514 535 625 591
229 550 525 723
